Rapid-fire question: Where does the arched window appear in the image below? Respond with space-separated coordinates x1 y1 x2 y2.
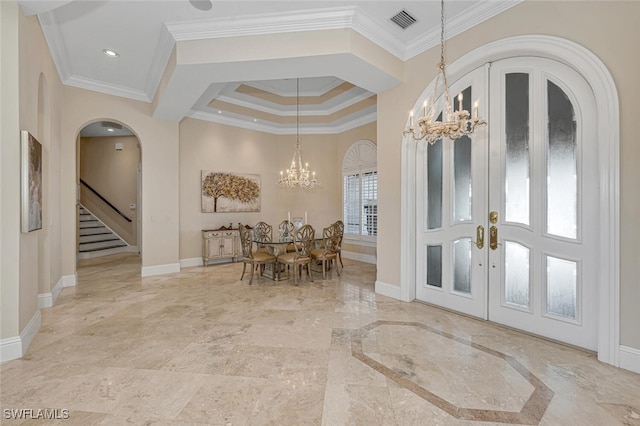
342 140 377 242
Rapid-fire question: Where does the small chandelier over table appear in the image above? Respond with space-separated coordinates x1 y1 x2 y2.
403 0 486 144
277 78 319 189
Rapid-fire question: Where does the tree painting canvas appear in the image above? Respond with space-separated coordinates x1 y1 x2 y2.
201 171 261 213
21 130 43 233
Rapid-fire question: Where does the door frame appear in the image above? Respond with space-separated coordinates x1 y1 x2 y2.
397 35 620 367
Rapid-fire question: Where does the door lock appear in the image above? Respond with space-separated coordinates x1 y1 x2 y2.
489 211 498 224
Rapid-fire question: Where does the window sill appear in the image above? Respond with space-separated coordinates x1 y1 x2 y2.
343 238 376 247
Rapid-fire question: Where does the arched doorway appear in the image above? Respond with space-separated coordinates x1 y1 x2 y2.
400 36 619 365
76 121 141 260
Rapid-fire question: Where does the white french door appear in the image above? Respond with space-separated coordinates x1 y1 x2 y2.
416 57 598 350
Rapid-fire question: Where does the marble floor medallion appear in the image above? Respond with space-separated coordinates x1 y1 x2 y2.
351 321 554 425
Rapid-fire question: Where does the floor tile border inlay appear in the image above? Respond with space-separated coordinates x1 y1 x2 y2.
350 321 554 425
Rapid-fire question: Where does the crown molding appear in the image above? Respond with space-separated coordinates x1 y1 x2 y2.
38 11 72 83
404 0 524 60
167 6 356 41
64 75 151 102
247 79 344 98
187 108 375 135
214 90 373 117
166 5 406 60
350 7 406 59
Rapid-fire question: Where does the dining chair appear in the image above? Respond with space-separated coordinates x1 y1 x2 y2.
253 221 272 254
277 220 294 240
334 220 345 267
277 224 315 285
310 225 341 280
238 223 276 285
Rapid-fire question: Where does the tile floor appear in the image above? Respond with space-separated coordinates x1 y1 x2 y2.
1 253 639 425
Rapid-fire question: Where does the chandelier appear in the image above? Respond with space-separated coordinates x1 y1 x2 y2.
277 78 319 189
403 0 486 144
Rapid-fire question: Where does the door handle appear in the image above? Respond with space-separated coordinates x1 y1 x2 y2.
490 225 499 250
472 225 484 249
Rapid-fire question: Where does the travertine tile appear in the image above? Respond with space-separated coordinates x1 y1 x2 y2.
1 253 639 425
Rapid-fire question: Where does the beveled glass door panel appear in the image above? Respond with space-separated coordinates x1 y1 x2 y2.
546 80 578 239
453 238 472 295
487 57 598 350
504 73 531 226
427 136 443 230
503 241 530 310
545 255 579 322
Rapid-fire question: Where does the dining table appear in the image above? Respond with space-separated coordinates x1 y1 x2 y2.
254 236 325 281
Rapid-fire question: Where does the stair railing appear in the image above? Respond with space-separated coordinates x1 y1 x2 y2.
79 179 132 223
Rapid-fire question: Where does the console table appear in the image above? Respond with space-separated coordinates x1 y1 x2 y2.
202 227 239 265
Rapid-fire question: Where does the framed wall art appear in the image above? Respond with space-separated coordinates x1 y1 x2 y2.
201 171 261 213
21 130 43 233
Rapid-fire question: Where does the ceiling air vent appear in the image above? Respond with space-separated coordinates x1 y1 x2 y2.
390 9 417 30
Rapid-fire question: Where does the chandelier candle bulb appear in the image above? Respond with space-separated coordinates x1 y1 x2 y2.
423 101 428 117
288 211 291 223
474 101 478 119
410 110 414 127
458 93 463 111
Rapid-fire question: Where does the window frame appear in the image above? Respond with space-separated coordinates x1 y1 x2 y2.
342 140 377 244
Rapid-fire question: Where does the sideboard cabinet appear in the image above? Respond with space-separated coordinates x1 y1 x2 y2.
202 228 239 265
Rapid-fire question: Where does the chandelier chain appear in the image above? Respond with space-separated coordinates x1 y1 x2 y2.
277 78 319 189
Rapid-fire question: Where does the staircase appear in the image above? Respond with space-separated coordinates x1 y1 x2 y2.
78 206 130 259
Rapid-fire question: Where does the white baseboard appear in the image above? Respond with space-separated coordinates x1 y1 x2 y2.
342 251 376 264
0 336 22 363
180 257 203 268
21 310 41 356
38 275 67 308
62 273 77 287
38 293 53 309
141 262 180 277
0 310 42 362
375 280 401 300
619 345 640 374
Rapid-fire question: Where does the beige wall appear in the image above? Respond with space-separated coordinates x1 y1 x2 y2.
376 1 640 350
1 1 22 340
60 87 180 273
179 119 376 261
80 135 139 244
17 5 64 334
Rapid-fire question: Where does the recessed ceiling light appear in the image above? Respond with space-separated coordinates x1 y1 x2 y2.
218 110 222 114
189 0 212 11
103 49 119 58
253 119 257 122
106 128 114 132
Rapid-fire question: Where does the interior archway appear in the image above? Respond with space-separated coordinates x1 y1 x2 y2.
76 120 142 261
